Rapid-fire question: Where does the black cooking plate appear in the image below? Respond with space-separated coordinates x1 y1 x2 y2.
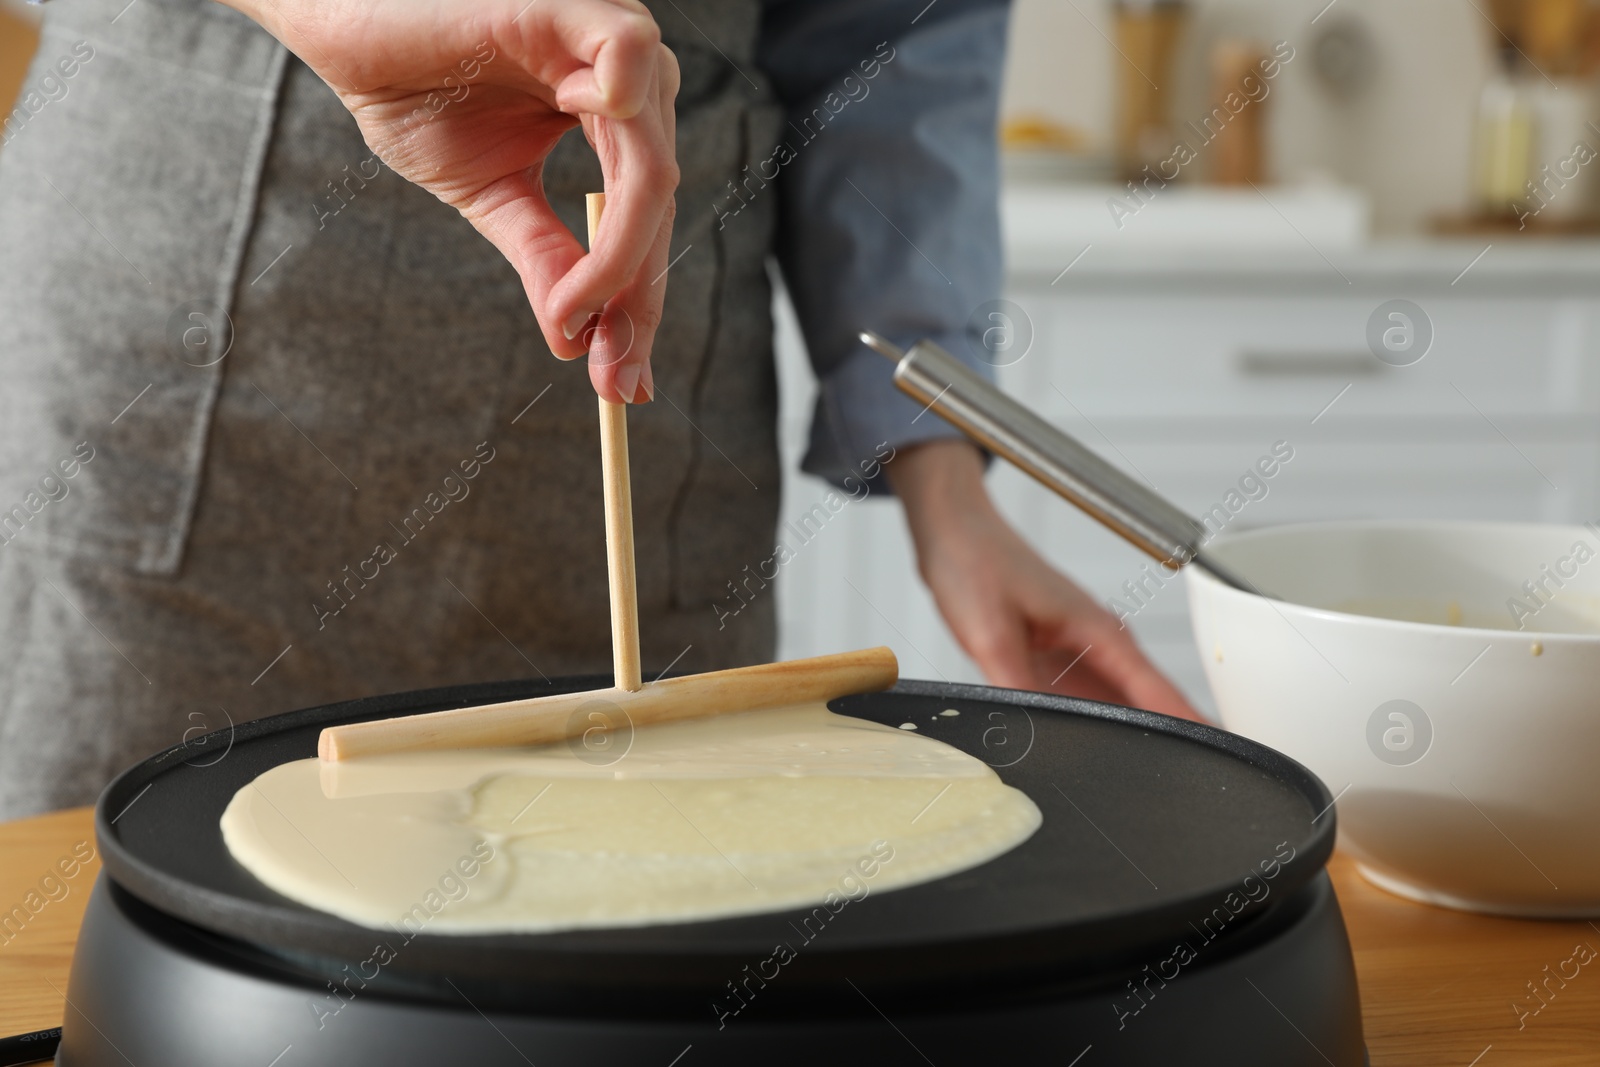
96 677 1333 997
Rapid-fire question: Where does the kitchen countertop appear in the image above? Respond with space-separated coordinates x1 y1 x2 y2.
1006 237 1600 296
1001 184 1600 295
1 807 1596 1064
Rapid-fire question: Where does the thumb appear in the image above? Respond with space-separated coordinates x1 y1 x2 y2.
1029 592 1204 720
1075 623 1204 720
955 600 1038 692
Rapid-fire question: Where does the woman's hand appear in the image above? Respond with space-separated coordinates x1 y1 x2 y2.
887 440 1203 721
230 0 678 403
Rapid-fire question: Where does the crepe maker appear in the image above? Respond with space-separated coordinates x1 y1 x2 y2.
60 677 1366 1065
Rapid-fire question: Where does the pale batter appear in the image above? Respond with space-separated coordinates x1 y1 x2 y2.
220 702 1041 934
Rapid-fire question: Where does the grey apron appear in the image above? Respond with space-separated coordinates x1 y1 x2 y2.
0 0 784 818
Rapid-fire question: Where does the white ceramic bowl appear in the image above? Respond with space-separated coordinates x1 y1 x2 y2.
1187 520 1600 917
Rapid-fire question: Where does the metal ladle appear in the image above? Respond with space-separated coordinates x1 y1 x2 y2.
861 331 1266 598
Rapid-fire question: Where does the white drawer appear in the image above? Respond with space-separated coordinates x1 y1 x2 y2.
997 290 1600 422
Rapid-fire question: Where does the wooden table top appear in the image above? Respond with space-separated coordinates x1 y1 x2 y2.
1 807 1596 1064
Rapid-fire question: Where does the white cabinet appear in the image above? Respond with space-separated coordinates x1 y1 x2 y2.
771 241 1600 717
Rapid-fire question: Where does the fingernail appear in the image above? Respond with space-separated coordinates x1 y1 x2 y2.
563 310 596 341
637 362 655 402
615 364 641 404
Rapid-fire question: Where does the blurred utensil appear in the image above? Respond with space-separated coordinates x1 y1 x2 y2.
860 331 1264 597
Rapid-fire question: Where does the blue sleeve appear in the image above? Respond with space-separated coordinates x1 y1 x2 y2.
756 0 1010 490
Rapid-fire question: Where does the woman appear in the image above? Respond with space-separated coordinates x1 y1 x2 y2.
0 0 1195 819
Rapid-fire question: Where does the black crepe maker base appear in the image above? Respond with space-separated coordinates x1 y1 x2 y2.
61 678 1368 1065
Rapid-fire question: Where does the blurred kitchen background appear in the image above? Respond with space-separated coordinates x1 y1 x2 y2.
6 0 1600 713
771 0 1600 715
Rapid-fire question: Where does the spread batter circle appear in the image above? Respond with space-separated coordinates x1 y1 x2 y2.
221 702 1041 934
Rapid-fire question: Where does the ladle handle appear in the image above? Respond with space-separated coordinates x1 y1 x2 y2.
862 332 1258 594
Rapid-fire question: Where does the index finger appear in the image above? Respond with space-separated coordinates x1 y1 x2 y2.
515 0 659 117
546 47 679 339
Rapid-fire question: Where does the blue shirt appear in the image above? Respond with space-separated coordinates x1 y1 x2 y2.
758 0 1008 489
